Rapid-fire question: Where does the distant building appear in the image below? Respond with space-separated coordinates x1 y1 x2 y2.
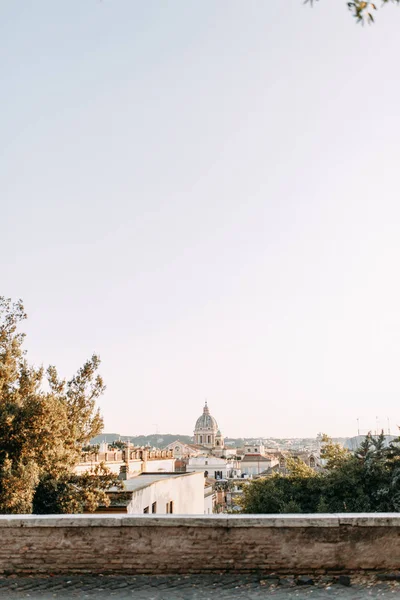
204 481 216 514
187 456 241 480
237 442 278 477
344 435 397 452
258 451 322 476
163 440 203 460
193 402 224 457
243 444 265 456
240 454 277 477
164 401 232 475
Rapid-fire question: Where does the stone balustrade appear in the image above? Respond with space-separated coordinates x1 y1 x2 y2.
79 447 174 465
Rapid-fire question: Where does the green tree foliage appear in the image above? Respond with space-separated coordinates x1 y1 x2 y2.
307 0 399 24
0 297 120 514
109 440 126 451
33 465 120 514
320 434 350 469
240 432 400 514
285 455 317 477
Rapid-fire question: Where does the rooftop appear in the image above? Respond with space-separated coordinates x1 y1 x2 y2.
241 455 272 462
122 472 196 493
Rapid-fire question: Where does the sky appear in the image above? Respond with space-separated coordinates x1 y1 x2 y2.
2 1 400 439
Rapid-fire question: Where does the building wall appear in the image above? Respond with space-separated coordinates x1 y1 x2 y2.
143 459 175 472
164 442 199 459
187 457 228 479
240 458 273 477
127 473 204 515
2 514 400 574
187 457 240 479
244 445 265 455
204 489 215 514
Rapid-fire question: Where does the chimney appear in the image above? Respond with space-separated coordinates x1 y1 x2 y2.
118 465 128 481
123 441 131 473
141 449 148 473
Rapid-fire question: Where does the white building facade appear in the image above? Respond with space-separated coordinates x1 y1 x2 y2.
187 456 241 480
124 472 205 515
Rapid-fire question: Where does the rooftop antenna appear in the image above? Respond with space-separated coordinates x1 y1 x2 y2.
357 418 360 436
387 417 391 436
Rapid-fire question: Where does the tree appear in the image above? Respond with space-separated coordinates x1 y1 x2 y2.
109 440 126 451
285 455 317 477
307 0 400 24
33 465 120 514
240 432 400 514
240 472 324 514
0 296 120 514
320 434 350 469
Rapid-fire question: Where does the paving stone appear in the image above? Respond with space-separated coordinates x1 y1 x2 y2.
377 573 400 581
297 575 315 586
0 574 392 599
279 576 295 586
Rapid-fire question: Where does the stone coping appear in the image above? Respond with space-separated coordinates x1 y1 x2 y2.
0 513 400 528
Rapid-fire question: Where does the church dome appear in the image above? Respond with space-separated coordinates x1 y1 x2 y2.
195 402 218 432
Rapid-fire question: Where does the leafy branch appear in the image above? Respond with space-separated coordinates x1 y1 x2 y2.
305 0 399 24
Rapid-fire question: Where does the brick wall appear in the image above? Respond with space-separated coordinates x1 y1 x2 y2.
1 514 400 574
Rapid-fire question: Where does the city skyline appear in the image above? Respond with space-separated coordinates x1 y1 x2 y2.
2 2 400 438
98 409 399 440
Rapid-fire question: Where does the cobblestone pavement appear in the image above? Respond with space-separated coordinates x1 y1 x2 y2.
0 574 400 599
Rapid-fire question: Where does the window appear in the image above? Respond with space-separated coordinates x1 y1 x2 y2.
152 502 157 514
254 448 258 453
208 435 211 444
169 501 173 514
216 441 220 446
143 506 149 514
200 435 203 443
205 460 208 465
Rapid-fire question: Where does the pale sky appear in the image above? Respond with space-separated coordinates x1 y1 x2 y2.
2 1 400 439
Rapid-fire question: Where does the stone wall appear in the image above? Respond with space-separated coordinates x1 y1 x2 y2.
1 514 400 575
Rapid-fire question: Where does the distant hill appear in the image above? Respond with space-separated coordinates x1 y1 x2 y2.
91 433 354 450
90 433 194 448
